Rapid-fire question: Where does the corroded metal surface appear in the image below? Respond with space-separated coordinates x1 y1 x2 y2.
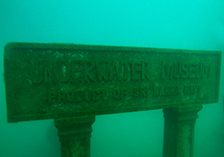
4 43 221 122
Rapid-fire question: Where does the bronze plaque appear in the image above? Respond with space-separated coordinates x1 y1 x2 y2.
4 43 221 122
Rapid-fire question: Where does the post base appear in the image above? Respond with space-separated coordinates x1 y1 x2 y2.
54 116 95 157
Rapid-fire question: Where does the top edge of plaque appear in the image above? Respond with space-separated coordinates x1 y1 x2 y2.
4 42 222 55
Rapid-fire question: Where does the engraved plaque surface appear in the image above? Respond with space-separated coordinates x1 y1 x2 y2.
4 43 221 122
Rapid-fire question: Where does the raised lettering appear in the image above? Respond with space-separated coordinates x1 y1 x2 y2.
131 61 141 80
162 62 211 80
29 60 43 84
57 59 70 83
141 61 150 79
109 61 122 81
96 61 110 81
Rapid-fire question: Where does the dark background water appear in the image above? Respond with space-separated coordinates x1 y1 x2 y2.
0 0 224 156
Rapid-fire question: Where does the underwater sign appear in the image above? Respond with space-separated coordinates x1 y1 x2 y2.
4 43 221 122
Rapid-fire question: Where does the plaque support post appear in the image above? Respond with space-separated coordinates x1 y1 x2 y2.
163 105 202 157
54 116 95 157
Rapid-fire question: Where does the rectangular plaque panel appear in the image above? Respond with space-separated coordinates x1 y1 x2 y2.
4 43 221 122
